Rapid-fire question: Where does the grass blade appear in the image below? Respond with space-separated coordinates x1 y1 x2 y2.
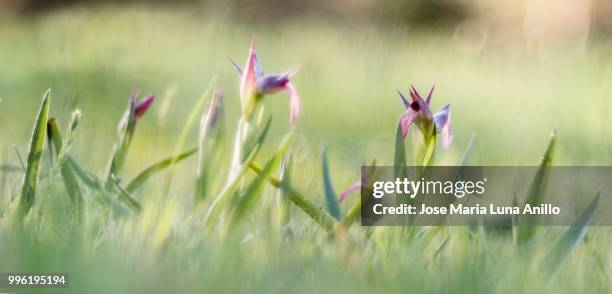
111 174 142 213
19 89 50 215
231 134 292 227
457 132 476 167
517 131 556 245
161 79 217 196
195 89 225 203
394 119 407 169
276 156 292 231
543 193 599 275
125 148 197 193
341 199 361 226
203 117 272 225
249 162 337 232
322 147 341 220
67 156 99 189
47 118 83 209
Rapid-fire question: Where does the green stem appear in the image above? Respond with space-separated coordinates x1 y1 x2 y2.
249 162 337 232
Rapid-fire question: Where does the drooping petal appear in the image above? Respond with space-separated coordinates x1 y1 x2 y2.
285 82 300 125
433 104 452 148
134 95 155 119
240 42 258 102
339 181 363 202
256 74 290 95
425 85 435 105
440 121 452 148
400 109 418 138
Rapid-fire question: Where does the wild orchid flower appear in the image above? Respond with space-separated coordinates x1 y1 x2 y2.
398 85 452 148
231 42 301 125
118 92 155 131
107 91 155 189
133 93 155 120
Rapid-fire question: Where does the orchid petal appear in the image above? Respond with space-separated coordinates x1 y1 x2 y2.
425 85 435 105
134 95 155 119
256 74 290 95
400 109 418 138
339 181 363 202
433 104 452 148
409 85 422 101
240 42 258 102
285 82 300 125
229 58 242 76
398 90 410 108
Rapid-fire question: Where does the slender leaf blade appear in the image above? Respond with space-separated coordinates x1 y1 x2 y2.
47 118 83 209
517 131 556 245
125 148 197 193
111 174 142 213
543 193 599 275
231 134 292 226
19 90 51 215
249 162 337 232
322 147 341 220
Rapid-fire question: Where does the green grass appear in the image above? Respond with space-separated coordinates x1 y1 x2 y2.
0 4 611 293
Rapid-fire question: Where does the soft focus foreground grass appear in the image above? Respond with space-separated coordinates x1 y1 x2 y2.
0 5 611 293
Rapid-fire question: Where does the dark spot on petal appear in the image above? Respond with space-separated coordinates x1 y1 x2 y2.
410 101 420 111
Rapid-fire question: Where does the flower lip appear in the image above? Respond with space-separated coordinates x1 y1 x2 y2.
409 101 420 111
256 74 290 94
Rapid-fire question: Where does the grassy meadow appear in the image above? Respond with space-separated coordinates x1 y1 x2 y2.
0 4 612 293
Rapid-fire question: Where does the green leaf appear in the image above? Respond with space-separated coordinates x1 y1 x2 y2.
322 147 341 220
67 156 136 215
67 156 99 189
249 161 338 232
341 199 361 227
543 193 599 275
394 119 407 169
125 148 197 193
105 96 138 188
517 131 556 245
203 117 272 226
240 117 272 163
421 131 437 167
449 133 477 208
195 90 225 203
165 80 217 194
276 156 293 230
19 89 50 216
47 118 83 210
458 132 476 167
231 134 292 227
111 174 142 213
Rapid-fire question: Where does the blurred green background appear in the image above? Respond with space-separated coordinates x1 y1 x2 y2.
1 1 611 170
